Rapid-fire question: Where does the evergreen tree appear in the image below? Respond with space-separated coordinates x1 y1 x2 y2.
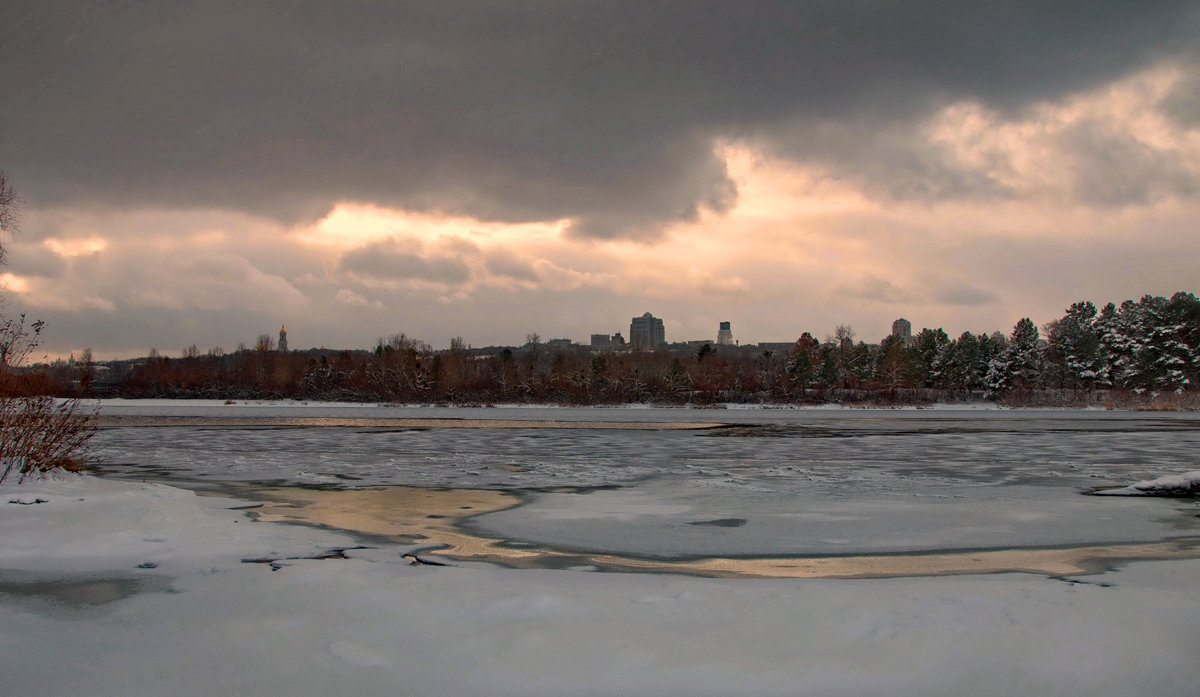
817 344 840 389
974 333 1003 390
1132 295 1192 392
912 328 950 387
938 332 980 391
1045 301 1106 389
1165 292 1200 388
875 334 914 389
786 333 820 392
1095 295 1195 393
987 318 1043 392
1096 301 1137 387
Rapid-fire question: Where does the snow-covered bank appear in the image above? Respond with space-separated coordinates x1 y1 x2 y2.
4 475 1200 697
1095 471 1200 497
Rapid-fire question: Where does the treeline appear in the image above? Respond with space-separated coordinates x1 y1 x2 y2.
31 291 1200 407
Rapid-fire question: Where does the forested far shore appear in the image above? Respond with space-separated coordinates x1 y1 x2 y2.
13 292 1200 409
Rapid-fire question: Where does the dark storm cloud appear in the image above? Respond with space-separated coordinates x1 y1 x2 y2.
2 1 1196 239
339 238 471 283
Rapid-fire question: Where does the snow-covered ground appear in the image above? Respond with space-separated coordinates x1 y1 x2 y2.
4 405 1200 695
3 473 1200 697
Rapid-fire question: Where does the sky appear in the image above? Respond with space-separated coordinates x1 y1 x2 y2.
1 1 1198 360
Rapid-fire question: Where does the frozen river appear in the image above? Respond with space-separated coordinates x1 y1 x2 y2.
91 401 1200 565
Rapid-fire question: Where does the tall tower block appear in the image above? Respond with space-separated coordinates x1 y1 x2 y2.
717 321 733 346
629 312 665 347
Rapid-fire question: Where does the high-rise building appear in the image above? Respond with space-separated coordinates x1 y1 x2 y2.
278 325 288 352
891 318 913 346
717 321 733 346
629 312 665 347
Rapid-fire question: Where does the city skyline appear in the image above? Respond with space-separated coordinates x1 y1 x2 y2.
40 311 974 362
2 3 1198 360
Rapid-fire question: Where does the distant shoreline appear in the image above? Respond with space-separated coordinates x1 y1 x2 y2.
95 414 723 430
83 395 1195 413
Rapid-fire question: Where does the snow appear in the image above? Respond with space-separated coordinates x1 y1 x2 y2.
1095 471 1200 496
3 474 1200 697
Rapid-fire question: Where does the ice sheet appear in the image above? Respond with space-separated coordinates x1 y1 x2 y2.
89 406 1200 555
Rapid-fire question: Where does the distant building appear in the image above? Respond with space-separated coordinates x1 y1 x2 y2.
278 325 288 352
590 332 626 348
717 321 734 346
546 338 574 347
890 318 914 346
629 312 666 347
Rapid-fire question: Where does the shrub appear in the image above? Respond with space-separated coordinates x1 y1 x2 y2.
0 314 97 483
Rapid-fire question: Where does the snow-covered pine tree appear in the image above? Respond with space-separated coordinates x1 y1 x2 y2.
914 328 950 388
1046 301 1107 389
1096 301 1139 388
934 332 979 392
987 318 1043 393
1133 295 1191 393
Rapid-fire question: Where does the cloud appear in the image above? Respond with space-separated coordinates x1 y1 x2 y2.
1059 118 1198 206
335 288 384 309
2 1 1196 240
4 239 67 278
339 237 471 284
932 282 998 307
1160 70 1200 127
484 250 539 282
837 275 914 304
530 260 617 292
122 254 310 313
5 235 309 317
1 272 115 312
